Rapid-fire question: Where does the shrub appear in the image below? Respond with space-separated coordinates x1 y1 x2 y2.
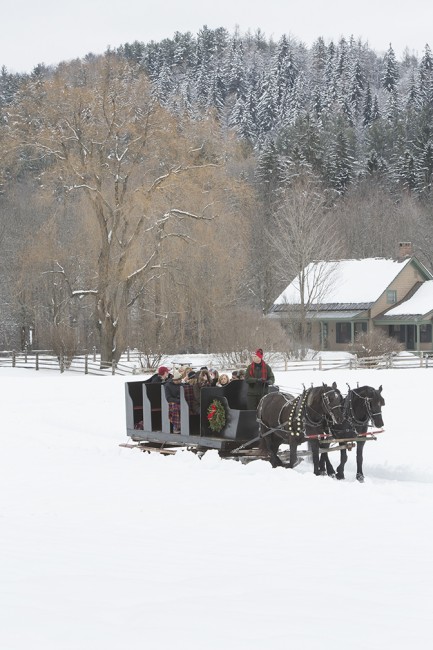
349 329 404 358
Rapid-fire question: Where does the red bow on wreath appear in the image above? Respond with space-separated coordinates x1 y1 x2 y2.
207 404 217 420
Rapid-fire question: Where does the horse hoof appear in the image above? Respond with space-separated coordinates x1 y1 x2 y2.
336 472 345 480
356 473 365 483
328 472 336 479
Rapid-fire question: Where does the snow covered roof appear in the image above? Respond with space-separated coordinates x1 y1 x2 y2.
274 258 414 306
384 280 433 317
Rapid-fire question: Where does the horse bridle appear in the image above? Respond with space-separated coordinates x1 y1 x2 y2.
345 388 382 426
306 387 342 426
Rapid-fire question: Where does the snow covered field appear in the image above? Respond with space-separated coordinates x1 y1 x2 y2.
0 364 432 650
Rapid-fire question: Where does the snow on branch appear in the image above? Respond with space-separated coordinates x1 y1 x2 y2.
42 262 98 298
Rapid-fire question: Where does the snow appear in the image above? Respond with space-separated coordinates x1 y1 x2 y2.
385 279 433 316
274 258 412 305
1 363 432 649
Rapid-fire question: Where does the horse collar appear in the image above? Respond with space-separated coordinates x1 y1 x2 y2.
287 390 309 437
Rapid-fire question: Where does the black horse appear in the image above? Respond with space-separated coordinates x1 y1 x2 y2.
319 385 385 482
258 383 354 475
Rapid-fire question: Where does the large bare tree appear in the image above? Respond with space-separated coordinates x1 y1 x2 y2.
7 56 241 364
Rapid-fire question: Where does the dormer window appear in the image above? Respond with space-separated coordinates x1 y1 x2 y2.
386 290 397 304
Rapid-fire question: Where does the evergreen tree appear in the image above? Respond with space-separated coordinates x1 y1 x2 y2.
224 36 245 96
0 66 20 106
155 62 174 104
371 94 381 121
327 129 355 193
363 82 373 127
349 58 365 115
414 140 433 197
256 138 285 189
255 75 278 139
271 35 299 106
391 150 416 192
382 44 399 92
172 31 196 70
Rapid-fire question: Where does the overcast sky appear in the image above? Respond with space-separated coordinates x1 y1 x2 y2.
2 0 432 73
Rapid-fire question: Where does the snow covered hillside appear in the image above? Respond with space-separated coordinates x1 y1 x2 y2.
0 366 432 650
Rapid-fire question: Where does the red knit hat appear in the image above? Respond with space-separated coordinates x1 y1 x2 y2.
254 348 264 359
158 366 170 375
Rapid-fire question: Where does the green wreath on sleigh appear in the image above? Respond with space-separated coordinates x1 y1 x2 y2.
207 399 227 433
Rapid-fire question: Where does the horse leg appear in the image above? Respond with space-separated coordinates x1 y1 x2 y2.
260 432 283 468
310 440 322 475
289 438 300 468
318 451 327 474
356 440 366 482
325 454 336 477
336 449 348 480
319 444 336 477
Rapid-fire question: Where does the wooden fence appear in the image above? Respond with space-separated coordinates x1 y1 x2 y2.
0 348 432 375
0 348 143 375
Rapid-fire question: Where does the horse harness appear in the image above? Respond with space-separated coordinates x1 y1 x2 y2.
258 387 341 440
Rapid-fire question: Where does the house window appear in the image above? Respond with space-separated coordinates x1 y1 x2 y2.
354 322 367 338
336 322 352 344
386 290 397 304
389 324 405 342
420 324 432 343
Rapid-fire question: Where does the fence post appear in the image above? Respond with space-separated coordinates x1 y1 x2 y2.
127 346 130 362
60 354 65 373
36 352 39 371
85 354 88 374
319 356 322 371
12 350 16 367
112 361 116 375
24 345 28 364
93 346 97 362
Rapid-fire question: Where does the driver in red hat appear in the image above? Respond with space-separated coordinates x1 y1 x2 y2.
245 348 275 409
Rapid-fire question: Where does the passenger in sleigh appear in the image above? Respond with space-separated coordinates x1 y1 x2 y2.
187 369 211 416
184 371 200 415
164 368 183 433
146 366 171 383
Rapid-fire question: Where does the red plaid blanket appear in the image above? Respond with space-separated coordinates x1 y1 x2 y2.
168 402 181 432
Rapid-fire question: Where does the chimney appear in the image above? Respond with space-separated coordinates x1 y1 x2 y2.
397 242 413 261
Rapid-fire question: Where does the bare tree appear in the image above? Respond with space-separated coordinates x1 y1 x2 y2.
333 180 423 259
268 169 343 351
7 56 242 365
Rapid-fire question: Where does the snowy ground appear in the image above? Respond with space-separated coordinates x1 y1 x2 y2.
0 364 432 650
